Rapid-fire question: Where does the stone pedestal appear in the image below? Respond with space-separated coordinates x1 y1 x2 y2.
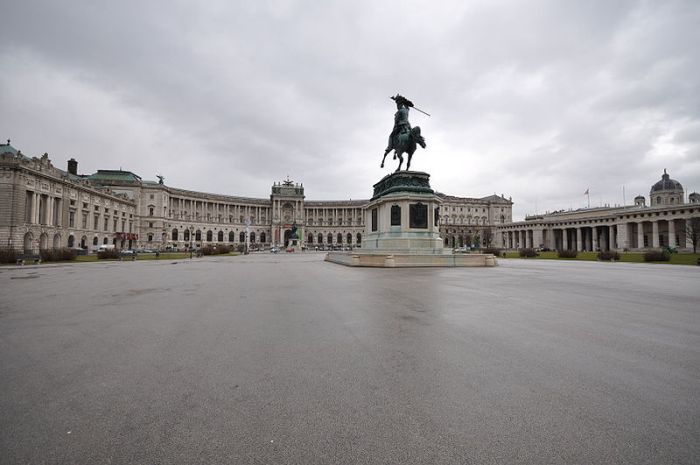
326 171 496 268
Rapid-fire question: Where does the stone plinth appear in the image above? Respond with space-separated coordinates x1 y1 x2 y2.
325 171 496 268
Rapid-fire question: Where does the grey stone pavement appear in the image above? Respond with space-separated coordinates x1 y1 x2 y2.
1 254 699 465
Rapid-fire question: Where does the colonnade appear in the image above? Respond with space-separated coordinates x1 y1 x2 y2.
499 217 696 251
26 191 63 227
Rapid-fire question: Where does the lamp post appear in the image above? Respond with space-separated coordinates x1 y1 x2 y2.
244 218 250 255
189 225 194 259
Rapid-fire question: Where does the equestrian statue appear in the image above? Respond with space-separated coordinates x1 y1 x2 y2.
380 94 428 171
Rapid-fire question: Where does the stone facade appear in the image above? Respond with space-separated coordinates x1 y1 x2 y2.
0 143 137 253
1 142 511 252
496 171 700 252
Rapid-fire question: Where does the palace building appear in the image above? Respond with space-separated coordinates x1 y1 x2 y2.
495 170 700 252
0 141 512 253
3 140 696 254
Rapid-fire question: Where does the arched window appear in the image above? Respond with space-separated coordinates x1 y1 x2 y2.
93 236 99 246
356 233 362 244
39 233 48 250
657 196 661 204
250 232 256 243
172 229 179 241
195 230 202 241
184 229 190 241
229 231 235 242
149 206 154 216
147 234 153 242
347 233 352 244
218 231 224 242
327 233 333 244
318 233 323 244
308 233 314 244
53 234 61 249
337 233 343 244
239 232 245 242
103 237 109 245
68 235 75 248
206 230 213 241
500 215 505 223
260 232 266 243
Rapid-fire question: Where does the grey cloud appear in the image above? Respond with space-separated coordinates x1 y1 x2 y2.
1 0 699 218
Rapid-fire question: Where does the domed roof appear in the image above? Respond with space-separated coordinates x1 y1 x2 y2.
651 169 683 192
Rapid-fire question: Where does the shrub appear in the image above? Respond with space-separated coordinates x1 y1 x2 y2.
558 249 578 258
216 245 232 254
644 250 670 262
39 248 77 262
519 248 538 257
0 247 19 264
482 247 502 256
200 245 232 256
97 249 120 259
236 244 245 253
597 250 620 261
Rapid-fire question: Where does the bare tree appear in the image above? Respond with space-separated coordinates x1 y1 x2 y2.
482 228 494 247
687 217 700 253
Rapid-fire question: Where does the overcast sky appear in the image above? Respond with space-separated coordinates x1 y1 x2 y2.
1 0 699 219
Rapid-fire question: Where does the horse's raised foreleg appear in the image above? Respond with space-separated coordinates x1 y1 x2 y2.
380 150 390 168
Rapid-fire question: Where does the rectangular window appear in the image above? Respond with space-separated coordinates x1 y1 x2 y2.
104 218 109 231
69 211 75 227
371 208 378 232
410 203 428 229
25 191 33 223
391 205 401 226
82 213 88 229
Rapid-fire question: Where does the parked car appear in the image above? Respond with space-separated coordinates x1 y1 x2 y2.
119 250 137 261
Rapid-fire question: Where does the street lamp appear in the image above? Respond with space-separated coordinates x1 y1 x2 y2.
244 218 250 255
189 225 194 259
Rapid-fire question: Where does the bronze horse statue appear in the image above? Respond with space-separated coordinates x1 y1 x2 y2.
380 126 426 171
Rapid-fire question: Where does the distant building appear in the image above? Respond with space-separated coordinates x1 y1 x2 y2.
496 170 700 251
0 140 512 252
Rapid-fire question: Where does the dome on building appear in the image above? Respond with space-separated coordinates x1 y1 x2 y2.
690 192 700 203
650 169 684 206
651 169 683 192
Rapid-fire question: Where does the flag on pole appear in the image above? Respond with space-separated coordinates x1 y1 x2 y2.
584 188 589 195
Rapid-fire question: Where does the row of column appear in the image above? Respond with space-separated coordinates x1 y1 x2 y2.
505 229 540 249
501 218 693 251
171 198 270 224
28 192 62 227
305 207 362 225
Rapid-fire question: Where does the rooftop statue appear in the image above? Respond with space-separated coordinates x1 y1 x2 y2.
381 94 427 172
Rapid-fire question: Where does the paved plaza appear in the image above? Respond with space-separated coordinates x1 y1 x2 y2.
1 254 699 464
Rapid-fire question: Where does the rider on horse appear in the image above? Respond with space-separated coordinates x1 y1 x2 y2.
384 94 414 158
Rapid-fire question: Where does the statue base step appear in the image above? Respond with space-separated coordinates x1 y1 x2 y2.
325 251 497 268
